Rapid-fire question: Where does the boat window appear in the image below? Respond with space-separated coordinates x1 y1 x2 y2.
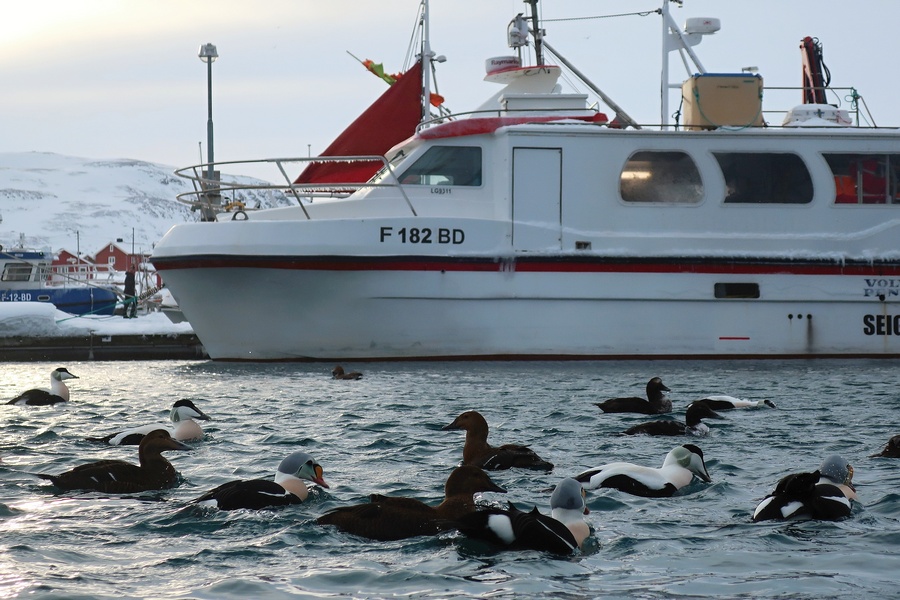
620 151 703 203
714 152 813 204
824 153 900 204
398 146 482 186
1 264 34 282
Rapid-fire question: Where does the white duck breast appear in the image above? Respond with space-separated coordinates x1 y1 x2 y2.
575 444 711 498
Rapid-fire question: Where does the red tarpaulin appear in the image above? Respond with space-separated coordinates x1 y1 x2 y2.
295 60 425 185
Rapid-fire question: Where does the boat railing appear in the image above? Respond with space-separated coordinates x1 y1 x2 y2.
417 85 879 131
174 155 416 221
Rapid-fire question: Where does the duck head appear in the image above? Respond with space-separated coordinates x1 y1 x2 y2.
275 451 329 488
170 399 211 423
667 444 712 483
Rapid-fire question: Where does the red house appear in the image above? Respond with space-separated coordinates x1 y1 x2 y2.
49 249 111 284
92 241 147 272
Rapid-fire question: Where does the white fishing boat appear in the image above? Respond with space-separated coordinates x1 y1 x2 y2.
152 0 900 361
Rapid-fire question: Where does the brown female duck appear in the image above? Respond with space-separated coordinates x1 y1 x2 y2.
443 410 554 471
38 429 191 493
316 465 505 540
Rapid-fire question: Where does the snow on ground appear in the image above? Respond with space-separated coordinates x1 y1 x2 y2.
0 302 193 338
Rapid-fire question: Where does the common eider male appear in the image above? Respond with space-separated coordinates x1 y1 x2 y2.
7 367 78 406
87 399 211 445
37 429 190 493
752 455 857 522
452 477 591 555
316 465 506 541
691 395 777 410
574 444 712 498
594 377 672 414
193 451 329 510
622 401 724 437
443 410 554 471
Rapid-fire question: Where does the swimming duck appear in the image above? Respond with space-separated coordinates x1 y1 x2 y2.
691 395 777 410
193 451 329 510
870 434 900 458
316 465 506 541
7 367 78 406
442 410 554 471
452 477 591 555
332 365 362 380
622 401 724 436
594 377 672 414
574 444 712 498
37 429 191 493
86 399 211 445
752 455 856 522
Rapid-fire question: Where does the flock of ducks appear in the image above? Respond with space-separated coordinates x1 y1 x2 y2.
7 367 898 556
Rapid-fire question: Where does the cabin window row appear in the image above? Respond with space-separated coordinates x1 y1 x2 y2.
620 151 900 205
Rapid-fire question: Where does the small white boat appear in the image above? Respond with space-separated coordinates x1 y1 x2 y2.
152 1 900 360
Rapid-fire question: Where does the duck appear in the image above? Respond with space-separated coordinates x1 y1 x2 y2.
37 429 191 493
691 395 777 410
7 367 78 406
870 434 900 458
594 377 672 414
752 455 856 522
622 401 724 436
442 410 554 471
332 365 362 380
316 465 506 541
451 477 591 555
86 399 211 445
574 444 712 498
192 451 329 510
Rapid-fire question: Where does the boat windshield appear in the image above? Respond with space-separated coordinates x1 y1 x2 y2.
397 146 482 186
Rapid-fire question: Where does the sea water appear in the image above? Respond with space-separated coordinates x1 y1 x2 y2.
1 359 899 599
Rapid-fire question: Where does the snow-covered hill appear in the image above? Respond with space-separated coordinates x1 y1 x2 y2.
0 151 293 257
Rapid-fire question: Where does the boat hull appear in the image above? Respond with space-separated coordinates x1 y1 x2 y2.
153 255 900 360
0 287 118 316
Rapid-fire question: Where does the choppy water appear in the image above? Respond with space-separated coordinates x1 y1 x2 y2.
1 359 899 599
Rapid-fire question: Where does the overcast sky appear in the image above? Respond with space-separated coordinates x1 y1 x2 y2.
1 1 896 180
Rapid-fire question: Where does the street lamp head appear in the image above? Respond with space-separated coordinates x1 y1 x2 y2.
198 43 218 63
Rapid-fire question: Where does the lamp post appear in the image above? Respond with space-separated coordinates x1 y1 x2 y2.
198 43 218 185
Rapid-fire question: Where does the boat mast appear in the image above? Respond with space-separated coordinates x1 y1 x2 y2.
524 0 543 66
420 0 433 123
660 0 714 128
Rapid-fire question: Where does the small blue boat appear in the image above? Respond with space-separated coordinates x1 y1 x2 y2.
1 247 118 316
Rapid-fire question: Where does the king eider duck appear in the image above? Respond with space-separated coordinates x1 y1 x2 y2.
37 429 191 493
193 452 329 510
7 367 78 406
752 455 856 522
316 465 506 541
442 410 554 471
86 399 211 445
574 444 712 498
691 395 777 410
451 477 591 555
622 401 724 437
594 377 672 414
332 365 362 380
870 434 900 458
